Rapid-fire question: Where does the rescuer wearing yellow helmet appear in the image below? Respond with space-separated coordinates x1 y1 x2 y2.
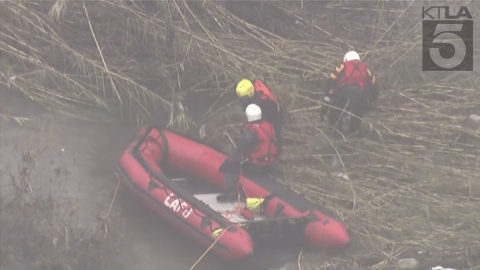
235 79 285 155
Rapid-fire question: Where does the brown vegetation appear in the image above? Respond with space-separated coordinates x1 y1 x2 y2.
1 0 480 269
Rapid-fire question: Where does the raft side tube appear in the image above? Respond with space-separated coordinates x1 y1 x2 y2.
231 161 350 249
160 129 228 190
302 210 350 249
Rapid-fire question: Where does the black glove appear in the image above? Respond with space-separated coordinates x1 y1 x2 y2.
368 98 375 108
367 84 379 105
367 90 378 108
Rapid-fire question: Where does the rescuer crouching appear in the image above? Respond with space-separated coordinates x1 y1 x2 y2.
217 104 280 202
320 50 380 139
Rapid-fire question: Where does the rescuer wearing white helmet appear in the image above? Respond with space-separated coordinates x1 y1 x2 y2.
343 50 361 62
217 104 279 202
235 79 285 155
320 50 380 139
245 103 262 122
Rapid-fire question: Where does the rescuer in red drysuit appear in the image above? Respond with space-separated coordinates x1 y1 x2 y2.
320 51 379 138
236 79 285 155
217 104 279 202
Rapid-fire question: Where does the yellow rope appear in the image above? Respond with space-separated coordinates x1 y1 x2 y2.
297 250 303 270
189 226 232 270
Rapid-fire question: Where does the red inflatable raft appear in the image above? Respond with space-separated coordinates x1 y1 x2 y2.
116 125 350 261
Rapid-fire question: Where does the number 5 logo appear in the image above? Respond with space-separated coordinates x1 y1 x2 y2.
423 20 473 71
429 23 466 69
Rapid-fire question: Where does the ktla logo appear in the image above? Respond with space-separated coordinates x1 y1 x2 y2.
422 6 473 71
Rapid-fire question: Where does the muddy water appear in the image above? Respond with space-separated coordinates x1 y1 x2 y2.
0 89 300 270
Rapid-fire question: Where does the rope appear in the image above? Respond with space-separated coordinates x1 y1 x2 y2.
297 250 303 270
239 162 249 198
218 203 244 220
189 226 232 270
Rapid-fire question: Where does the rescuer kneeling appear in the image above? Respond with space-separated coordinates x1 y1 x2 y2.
217 104 279 202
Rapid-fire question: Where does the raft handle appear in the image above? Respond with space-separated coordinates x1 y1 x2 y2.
200 217 212 229
273 203 285 218
305 209 320 222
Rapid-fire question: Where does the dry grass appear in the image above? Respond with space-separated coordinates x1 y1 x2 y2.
2 0 480 269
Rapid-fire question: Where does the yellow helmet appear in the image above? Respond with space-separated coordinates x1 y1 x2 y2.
246 197 264 215
236 79 254 97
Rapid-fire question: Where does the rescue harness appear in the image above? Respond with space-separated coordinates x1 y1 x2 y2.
244 121 278 166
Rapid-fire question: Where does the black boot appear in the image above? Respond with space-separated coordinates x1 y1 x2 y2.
216 193 237 202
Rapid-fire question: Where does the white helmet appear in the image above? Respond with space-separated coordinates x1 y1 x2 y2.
343 51 360 62
246 104 262 122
